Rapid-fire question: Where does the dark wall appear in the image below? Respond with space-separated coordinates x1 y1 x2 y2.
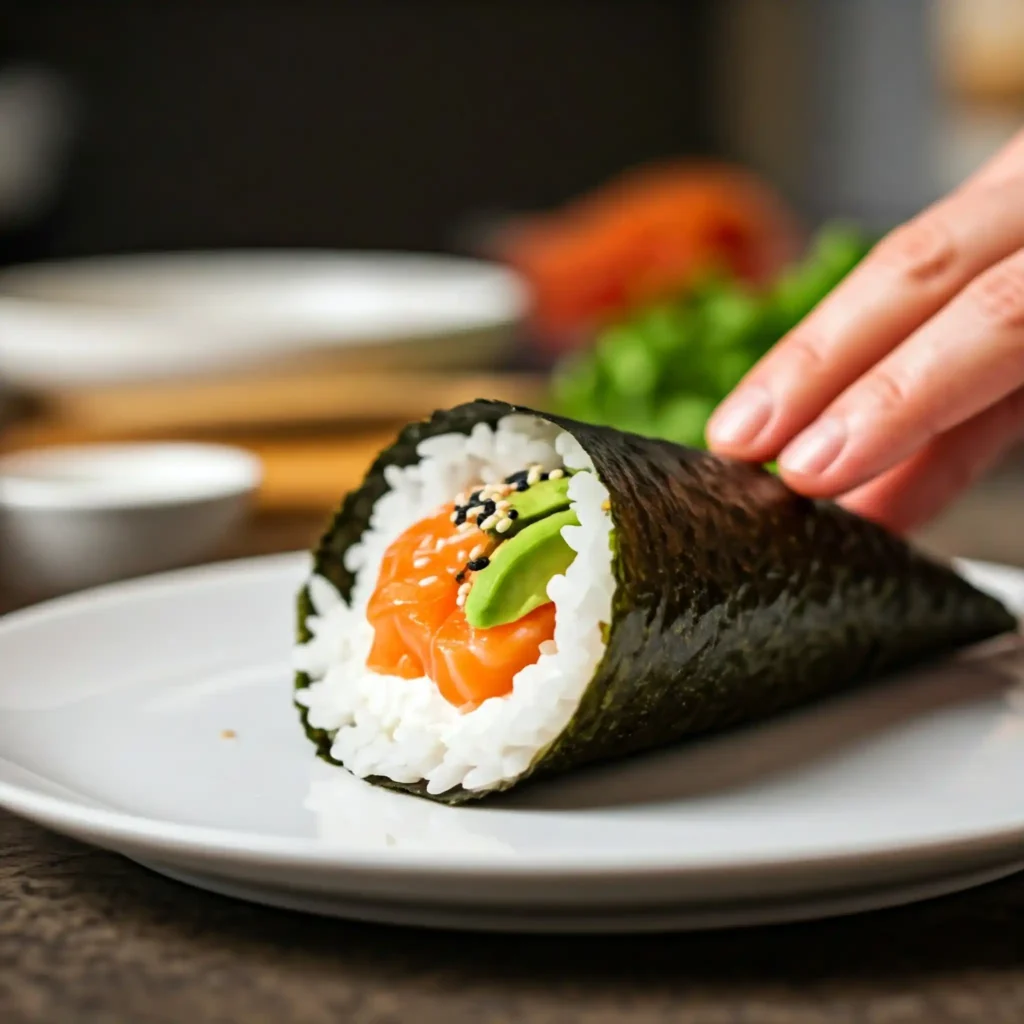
1 1 714 261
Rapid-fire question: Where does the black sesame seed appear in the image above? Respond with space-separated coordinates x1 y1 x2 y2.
482 500 497 517
516 480 529 492
455 570 466 584
469 491 482 505
453 508 467 525
504 470 528 485
467 557 490 572
507 509 519 520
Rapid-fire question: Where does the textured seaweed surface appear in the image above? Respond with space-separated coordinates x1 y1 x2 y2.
295 400 1017 803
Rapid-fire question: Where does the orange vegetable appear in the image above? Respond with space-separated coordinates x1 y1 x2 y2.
496 161 803 348
366 504 556 708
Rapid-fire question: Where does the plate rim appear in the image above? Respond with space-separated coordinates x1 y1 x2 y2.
0 550 1022 882
0 249 528 334
130 858 1024 933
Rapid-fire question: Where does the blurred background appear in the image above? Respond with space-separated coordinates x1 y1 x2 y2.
1 0 1023 599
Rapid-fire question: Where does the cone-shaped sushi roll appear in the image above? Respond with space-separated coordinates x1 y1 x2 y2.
294 400 1017 803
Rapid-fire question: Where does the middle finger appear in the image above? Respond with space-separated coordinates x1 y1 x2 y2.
777 247 1024 496
707 176 1024 461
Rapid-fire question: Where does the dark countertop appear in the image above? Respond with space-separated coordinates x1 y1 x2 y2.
2 471 1023 1024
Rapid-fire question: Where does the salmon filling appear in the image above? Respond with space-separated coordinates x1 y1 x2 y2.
366 503 556 708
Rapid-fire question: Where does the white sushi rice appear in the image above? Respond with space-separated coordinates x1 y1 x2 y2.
293 414 615 796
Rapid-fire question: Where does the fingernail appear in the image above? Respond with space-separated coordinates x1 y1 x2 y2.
780 419 847 477
707 387 773 447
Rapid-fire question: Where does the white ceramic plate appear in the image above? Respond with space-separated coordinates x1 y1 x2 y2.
0 251 526 389
0 553 1022 934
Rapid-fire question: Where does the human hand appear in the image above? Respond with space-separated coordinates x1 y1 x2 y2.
705 131 1024 534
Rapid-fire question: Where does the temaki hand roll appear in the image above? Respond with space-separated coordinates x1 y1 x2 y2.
294 400 1017 803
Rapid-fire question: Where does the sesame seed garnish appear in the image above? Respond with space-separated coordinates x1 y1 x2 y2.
479 515 497 531
435 538 446 551
527 468 542 486
516 480 529 492
418 576 438 587
495 500 510 510
508 509 519 520
467 557 490 572
548 469 564 480
413 557 429 569
495 518 512 534
457 521 474 534
470 543 486 560
457 550 468 561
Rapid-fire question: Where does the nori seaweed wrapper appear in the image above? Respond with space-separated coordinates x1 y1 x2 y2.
295 400 1018 803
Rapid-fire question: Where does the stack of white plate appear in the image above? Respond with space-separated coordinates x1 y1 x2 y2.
0 250 528 390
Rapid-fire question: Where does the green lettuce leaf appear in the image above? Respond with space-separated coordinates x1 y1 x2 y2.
550 222 874 458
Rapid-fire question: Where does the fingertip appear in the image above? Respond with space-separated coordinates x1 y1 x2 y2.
776 467 849 500
705 386 774 452
837 489 913 534
778 419 848 479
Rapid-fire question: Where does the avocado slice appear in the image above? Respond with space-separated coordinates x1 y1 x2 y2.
465 507 579 628
497 475 571 535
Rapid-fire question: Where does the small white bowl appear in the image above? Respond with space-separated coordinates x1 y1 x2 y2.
0 442 262 600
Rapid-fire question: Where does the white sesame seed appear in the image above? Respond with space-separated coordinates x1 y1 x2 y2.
470 544 486 560
479 515 497 531
495 500 511 510
435 538 446 551
548 469 564 480
413 557 429 569
418 576 438 587
526 468 542 486
495 518 512 534
457 521 474 533
457 550 467 561
449 511 459 523
456 596 466 607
